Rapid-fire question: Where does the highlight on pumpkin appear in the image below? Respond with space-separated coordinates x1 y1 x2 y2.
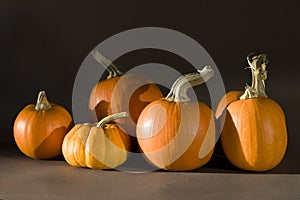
137 66 216 171
62 112 131 170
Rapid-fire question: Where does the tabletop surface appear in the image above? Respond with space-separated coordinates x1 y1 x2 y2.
0 143 299 200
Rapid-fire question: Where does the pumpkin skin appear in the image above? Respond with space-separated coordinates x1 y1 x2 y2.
215 91 242 119
220 97 287 171
216 53 288 171
89 76 121 120
137 66 216 171
89 74 163 126
137 100 215 171
62 113 131 169
13 91 73 159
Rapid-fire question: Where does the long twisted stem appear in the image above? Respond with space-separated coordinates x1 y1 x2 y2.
240 53 268 99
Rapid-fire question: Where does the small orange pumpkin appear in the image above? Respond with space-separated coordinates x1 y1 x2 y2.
137 66 216 171
89 51 163 150
14 91 73 159
62 112 131 169
216 53 288 171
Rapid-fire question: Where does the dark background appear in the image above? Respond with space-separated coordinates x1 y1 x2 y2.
0 0 299 173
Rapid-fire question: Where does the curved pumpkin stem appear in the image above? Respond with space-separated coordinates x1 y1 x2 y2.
96 112 128 128
91 50 124 79
240 53 268 100
35 91 51 111
165 66 214 102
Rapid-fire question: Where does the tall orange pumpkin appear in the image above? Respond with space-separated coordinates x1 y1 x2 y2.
137 66 216 171
216 53 288 171
14 91 73 159
89 51 163 150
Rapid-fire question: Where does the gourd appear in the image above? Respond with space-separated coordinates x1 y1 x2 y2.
216 53 288 171
13 91 73 159
137 66 216 171
62 112 130 169
89 51 163 136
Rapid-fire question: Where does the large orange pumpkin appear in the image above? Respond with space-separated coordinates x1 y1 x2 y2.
216 53 288 171
137 66 216 171
62 112 130 169
89 51 163 150
14 91 73 159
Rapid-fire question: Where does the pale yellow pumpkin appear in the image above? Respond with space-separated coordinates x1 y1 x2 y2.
62 112 130 169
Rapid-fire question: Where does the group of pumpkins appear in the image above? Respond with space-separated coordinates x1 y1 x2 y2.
13 51 287 172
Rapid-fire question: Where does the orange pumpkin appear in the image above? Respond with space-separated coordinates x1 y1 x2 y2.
89 51 163 150
216 53 288 171
62 112 130 169
137 66 216 171
14 91 73 159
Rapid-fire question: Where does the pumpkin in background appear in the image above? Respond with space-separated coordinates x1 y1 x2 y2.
89 51 163 141
215 53 288 171
137 66 216 171
14 91 73 159
62 112 130 169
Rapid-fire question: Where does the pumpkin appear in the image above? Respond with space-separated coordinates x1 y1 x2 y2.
89 51 163 138
62 112 131 169
137 66 216 171
215 53 288 171
13 91 73 159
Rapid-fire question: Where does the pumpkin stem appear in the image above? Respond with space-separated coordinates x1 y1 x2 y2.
96 112 128 128
35 91 51 110
165 66 214 102
91 50 124 79
239 53 268 99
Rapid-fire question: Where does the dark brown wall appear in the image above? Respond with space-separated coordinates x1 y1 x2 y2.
0 0 299 172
